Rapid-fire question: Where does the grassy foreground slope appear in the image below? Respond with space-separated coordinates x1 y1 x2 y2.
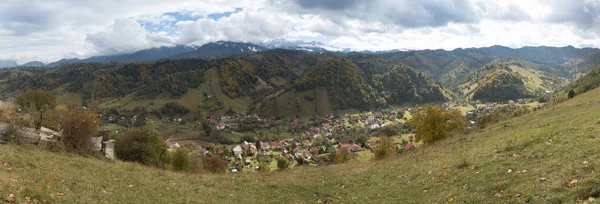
4 89 600 203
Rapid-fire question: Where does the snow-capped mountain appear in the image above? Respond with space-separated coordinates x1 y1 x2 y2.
259 39 342 53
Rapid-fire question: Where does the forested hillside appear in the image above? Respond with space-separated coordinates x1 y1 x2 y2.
454 61 564 101
372 65 448 105
1 46 598 117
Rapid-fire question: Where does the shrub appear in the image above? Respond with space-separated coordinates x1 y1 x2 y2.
172 148 191 172
189 153 206 173
115 128 169 167
204 155 227 173
568 89 576 99
257 161 271 173
276 156 290 169
373 136 395 160
334 149 355 164
57 108 100 155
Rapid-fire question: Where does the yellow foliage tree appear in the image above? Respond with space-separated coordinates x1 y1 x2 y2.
373 136 395 160
410 105 466 144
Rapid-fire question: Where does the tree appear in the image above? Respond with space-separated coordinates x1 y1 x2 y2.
373 136 395 160
276 156 290 169
115 127 169 167
57 107 100 154
16 89 55 129
204 155 227 173
222 146 233 157
355 135 368 147
257 161 271 173
172 148 191 172
241 135 256 142
380 125 398 137
410 105 466 144
205 143 217 154
568 89 576 99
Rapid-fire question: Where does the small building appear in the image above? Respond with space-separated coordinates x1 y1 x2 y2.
233 145 243 157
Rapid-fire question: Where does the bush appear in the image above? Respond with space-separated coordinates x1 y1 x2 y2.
190 153 206 173
57 108 100 155
204 155 227 173
276 156 290 169
172 148 191 172
568 89 576 99
373 136 395 160
115 128 169 167
257 161 271 173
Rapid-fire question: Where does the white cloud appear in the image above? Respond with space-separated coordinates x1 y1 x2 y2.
175 8 292 45
0 0 600 64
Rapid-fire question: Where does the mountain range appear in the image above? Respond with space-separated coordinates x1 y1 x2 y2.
5 40 599 71
2 40 600 117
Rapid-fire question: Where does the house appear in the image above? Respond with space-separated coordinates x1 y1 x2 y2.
404 143 415 150
339 138 351 145
270 141 284 150
340 143 351 153
351 144 362 152
216 122 226 131
367 141 377 149
302 139 311 147
259 141 270 151
233 145 243 157
242 142 257 156
370 123 380 130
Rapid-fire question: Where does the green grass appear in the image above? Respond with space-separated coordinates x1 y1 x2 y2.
4 87 600 202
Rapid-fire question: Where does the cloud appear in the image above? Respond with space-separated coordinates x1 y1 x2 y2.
85 19 174 55
292 0 362 10
286 0 480 28
1 0 600 64
545 0 600 34
175 8 291 45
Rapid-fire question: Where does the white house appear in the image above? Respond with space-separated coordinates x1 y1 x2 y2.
233 145 242 157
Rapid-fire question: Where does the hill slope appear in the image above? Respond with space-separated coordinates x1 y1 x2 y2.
457 61 563 101
3 86 600 203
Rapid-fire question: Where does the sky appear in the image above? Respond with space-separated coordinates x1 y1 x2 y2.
1 0 600 64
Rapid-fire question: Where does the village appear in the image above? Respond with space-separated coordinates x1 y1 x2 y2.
0 98 544 173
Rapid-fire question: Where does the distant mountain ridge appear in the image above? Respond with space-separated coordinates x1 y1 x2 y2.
0 60 18 68
27 41 598 76
46 45 197 67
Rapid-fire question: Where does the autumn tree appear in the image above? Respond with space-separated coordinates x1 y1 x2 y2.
373 136 395 160
16 89 56 129
57 107 100 154
115 127 169 167
204 155 227 173
410 105 466 144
